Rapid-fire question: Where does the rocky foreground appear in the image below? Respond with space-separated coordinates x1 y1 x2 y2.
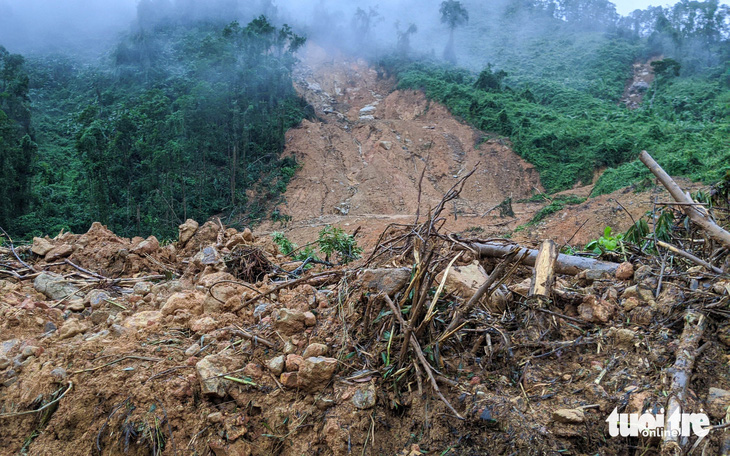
1 218 730 455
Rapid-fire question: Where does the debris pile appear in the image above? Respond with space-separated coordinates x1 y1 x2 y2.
1 153 729 455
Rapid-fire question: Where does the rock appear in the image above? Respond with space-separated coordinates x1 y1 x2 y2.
297 357 337 391
630 306 655 326
90 310 111 325
634 265 654 283
84 289 111 308
66 300 85 312
508 278 532 297
0 339 19 357
32 237 54 256
132 236 159 255
253 304 270 320
578 295 615 323
185 344 201 357
179 219 199 245
162 291 205 316
196 355 229 397
351 383 377 409
621 297 641 312
34 272 81 301
43 321 58 334
577 269 611 283
59 319 87 339
303 343 328 358
0 356 9 370
379 140 392 150
280 372 299 388
209 440 252 456
657 283 683 316
208 412 224 424
275 308 306 335
267 356 285 376
242 228 254 243
359 105 376 114
609 327 636 349
552 408 585 424
225 233 248 250
243 363 263 380
707 387 730 420
133 281 153 295
21 346 39 359
45 244 73 261
194 246 221 266
303 311 317 327
122 311 162 330
435 261 488 300
50 367 67 382
615 262 634 280
714 281 730 295
190 316 218 333
359 267 411 296
285 354 304 371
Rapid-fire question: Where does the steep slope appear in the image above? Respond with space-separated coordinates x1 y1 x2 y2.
265 45 540 237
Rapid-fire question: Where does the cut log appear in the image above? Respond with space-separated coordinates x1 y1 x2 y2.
639 150 730 250
529 240 558 298
466 242 619 275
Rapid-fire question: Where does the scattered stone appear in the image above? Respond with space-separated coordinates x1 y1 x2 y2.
0 339 19 357
578 295 615 323
66 300 85 312
552 408 585 424
379 140 392 150
621 297 641 312
45 244 73 261
242 228 254 243
133 281 153 295
707 387 730 420
179 219 199 245
32 237 54 256
34 272 81 301
190 316 218 333
185 344 201 357
90 310 111 325
253 304 269 320
297 357 337 391
315 397 335 411
243 363 263 380
303 311 317 327
0 356 9 370
196 355 229 397
615 262 634 280
59 319 87 339
162 291 205 316
194 246 221 266
303 343 328 358
84 289 111 308
359 267 411 296
21 346 39 359
280 372 299 388
609 327 636 349
275 308 306 335
267 356 285 376
285 354 304 372
208 412 224 424
122 311 162 330
351 383 377 409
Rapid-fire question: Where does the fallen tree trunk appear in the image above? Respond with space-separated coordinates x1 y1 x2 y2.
529 240 558 298
465 242 619 275
640 150 730 250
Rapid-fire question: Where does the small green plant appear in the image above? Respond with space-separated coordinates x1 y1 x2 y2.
317 226 362 264
585 226 624 255
624 218 650 245
272 231 296 256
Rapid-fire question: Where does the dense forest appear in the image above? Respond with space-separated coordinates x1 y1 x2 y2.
0 0 728 239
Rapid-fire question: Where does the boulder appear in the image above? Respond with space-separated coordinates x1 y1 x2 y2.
34 272 81 301
178 219 199 245
31 237 54 256
359 267 411 296
132 236 159 255
45 244 73 261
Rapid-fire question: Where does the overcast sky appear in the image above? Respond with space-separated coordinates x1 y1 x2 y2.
612 0 664 15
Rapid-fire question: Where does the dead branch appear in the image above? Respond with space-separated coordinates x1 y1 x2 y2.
0 226 36 272
232 270 344 313
656 240 723 274
383 294 464 420
661 310 707 456
529 240 558 299
640 150 730 250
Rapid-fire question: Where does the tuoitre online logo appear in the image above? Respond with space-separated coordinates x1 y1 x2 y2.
606 407 710 438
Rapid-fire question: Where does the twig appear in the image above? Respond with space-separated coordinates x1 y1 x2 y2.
0 226 36 272
71 356 162 374
656 240 723 274
232 270 344 313
383 294 464 420
0 382 73 418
